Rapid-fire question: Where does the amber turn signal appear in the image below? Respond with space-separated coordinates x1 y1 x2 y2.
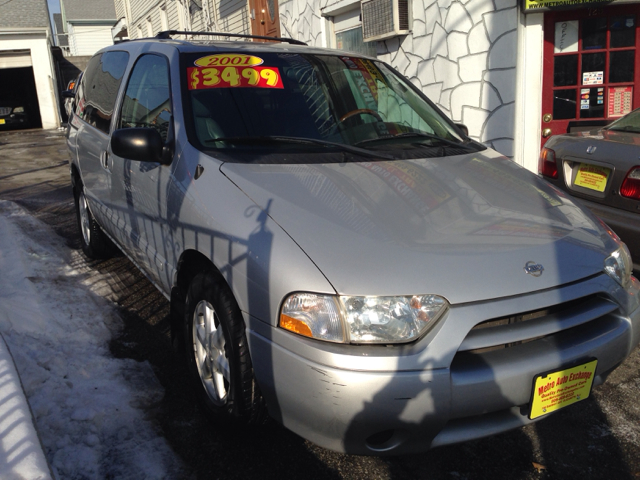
280 314 313 338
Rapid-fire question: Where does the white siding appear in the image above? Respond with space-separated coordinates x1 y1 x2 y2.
114 0 126 19
167 2 180 30
129 0 152 23
191 10 205 31
121 0 250 39
69 25 114 55
218 0 249 34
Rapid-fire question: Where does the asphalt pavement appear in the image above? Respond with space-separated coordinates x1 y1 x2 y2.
1 127 639 479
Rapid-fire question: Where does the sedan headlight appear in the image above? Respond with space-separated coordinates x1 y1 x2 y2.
12 106 24 113
604 243 633 289
280 293 448 344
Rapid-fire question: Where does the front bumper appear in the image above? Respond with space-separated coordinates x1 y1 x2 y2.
247 274 640 455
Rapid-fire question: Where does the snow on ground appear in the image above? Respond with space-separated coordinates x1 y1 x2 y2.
0 200 187 479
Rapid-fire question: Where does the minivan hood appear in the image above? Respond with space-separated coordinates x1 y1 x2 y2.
221 150 615 304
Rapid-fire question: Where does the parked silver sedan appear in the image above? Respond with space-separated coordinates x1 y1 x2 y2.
540 109 640 270
66 35 640 455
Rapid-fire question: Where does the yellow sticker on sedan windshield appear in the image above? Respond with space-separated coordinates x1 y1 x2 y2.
194 54 264 68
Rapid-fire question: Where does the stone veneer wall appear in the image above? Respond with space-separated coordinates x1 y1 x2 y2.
279 0 519 158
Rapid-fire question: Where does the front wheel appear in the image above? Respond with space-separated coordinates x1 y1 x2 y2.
184 271 266 424
73 185 114 259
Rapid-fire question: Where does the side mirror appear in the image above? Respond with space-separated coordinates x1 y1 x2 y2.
111 128 163 164
455 123 469 137
62 89 75 99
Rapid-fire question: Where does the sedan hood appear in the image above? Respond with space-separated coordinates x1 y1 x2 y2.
221 150 616 304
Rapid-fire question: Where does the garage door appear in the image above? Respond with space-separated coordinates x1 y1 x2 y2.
0 50 32 69
0 60 42 130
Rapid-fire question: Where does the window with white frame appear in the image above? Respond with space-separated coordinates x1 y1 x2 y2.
332 7 377 57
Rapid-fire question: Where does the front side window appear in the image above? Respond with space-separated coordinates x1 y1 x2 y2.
183 52 472 162
119 54 172 141
77 51 130 134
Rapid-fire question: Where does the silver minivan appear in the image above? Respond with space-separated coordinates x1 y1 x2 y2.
66 32 640 455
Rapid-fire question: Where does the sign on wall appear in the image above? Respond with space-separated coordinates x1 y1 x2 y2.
524 0 639 13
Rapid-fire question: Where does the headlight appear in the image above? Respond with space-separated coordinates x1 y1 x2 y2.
604 243 633 289
280 293 345 343
280 293 448 344
12 106 24 113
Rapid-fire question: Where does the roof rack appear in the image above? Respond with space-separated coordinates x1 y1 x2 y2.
155 30 307 46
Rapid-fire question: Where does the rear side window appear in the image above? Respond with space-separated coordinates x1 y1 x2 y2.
77 51 129 134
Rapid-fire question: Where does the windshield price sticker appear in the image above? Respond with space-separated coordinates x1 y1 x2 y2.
574 163 610 192
194 54 264 68
530 360 597 419
188 66 284 90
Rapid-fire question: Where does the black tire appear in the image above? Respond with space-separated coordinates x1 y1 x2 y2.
73 184 114 259
184 271 266 425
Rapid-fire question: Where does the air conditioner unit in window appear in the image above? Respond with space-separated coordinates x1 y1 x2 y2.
361 0 410 42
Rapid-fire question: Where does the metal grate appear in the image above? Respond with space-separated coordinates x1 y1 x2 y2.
362 0 394 39
397 0 409 30
458 294 617 354
362 0 410 40
0 107 11 116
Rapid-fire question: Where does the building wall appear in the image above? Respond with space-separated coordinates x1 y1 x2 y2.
118 0 221 39
279 0 520 159
69 24 115 55
0 30 60 129
115 0 126 19
218 0 249 34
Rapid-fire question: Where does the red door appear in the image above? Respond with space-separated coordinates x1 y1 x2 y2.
249 0 281 38
541 7 640 146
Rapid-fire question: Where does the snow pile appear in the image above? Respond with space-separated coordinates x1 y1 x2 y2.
0 335 51 480
0 200 186 479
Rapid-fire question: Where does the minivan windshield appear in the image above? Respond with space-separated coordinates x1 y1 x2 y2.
183 52 479 160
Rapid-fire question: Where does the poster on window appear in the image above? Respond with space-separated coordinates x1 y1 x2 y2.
582 71 603 85
608 87 633 118
554 21 578 53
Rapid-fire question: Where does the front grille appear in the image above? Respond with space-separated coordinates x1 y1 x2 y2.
448 293 625 419
458 294 617 353
0 107 11 116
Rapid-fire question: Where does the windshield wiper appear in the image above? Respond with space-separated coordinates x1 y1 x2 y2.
203 135 393 159
355 131 477 151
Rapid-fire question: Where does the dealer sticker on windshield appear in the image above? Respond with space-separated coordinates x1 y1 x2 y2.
574 163 610 192
529 359 597 419
188 54 283 90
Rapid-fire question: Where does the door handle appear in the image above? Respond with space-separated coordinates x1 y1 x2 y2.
542 128 552 138
100 151 111 171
